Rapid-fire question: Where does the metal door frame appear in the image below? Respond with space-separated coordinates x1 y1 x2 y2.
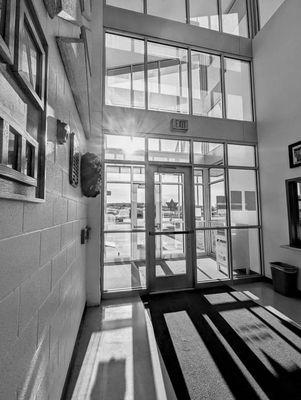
146 164 194 292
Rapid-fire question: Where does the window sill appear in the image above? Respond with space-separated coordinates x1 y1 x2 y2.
280 245 301 253
0 192 44 203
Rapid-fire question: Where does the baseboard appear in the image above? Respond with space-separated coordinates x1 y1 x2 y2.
60 304 87 400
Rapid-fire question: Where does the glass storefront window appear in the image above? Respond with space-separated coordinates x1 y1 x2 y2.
194 142 224 165
229 169 258 226
191 51 223 118
105 33 145 109
104 163 146 292
148 138 190 163
103 138 261 292
147 42 189 114
106 0 144 12
227 144 255 167
194 168 227 228
105 134 145 161
147 0 186 23
194 170 204 226
224 58 253 121
231 228 261 278
105 165 145 231
104 231 146 290
196 229 229 282
210 169 226 227
189 0 219 30
221 0 249 38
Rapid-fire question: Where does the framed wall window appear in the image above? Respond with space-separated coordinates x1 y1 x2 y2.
0 116 38 186
0 0 47 200
0 0 16 63
13 0 47 110
286 178 301 248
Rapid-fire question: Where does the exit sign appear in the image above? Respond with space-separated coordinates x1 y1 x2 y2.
171 118 188 132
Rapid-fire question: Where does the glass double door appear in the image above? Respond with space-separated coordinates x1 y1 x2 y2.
146 166 194 291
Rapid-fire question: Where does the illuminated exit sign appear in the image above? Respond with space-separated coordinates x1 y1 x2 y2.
171 118 188 132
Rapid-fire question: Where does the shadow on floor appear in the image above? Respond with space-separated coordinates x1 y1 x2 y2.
63 298 161 400
90 359 126 400
146 286 301 400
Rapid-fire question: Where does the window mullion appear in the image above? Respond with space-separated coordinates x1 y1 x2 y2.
217 0 223 34
221 54 227 119
144 38 148 110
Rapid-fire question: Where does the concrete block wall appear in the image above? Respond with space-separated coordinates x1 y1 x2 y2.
0 1 88 399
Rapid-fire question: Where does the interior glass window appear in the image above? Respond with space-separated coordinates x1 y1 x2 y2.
105 33 145 109
147 0 186 23
224 58 253 121
189 0 219 31
194 142 224 165
191 51 223 118
227 144 255 167
147 42 189 114
105 134 145 161
148 138 190 163
106 0 144 13
221 0 249 38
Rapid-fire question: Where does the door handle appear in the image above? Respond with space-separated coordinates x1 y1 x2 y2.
149 230 194 236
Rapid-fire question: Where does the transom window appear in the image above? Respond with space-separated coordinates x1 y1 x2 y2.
105 0 250 38
105 32 253 121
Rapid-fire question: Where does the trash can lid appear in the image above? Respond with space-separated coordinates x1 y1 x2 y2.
270 262 298 273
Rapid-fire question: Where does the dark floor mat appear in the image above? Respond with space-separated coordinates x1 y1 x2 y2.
144 286 301 400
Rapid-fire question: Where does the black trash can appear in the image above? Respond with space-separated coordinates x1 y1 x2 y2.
270 262 298 296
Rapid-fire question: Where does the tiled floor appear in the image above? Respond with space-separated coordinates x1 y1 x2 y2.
63 282 301 399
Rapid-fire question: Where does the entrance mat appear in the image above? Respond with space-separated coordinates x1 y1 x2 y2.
143 286 301 400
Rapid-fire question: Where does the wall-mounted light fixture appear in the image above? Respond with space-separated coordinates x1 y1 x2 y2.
57 120 70 144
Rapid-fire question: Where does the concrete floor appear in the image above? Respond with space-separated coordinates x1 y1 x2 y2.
63 282 301 399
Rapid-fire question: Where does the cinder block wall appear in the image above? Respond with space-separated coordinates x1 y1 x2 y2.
0 2 88 399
